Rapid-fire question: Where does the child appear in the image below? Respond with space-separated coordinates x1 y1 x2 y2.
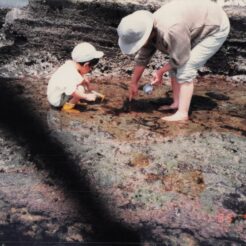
47 42 104 112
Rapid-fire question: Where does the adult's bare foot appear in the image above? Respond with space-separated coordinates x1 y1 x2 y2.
159 104 178 111
161 112 189 122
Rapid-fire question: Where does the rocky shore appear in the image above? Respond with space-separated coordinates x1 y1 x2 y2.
0 0 245 245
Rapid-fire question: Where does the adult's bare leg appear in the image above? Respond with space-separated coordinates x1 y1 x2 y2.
161 81 194 121
159 77 180 110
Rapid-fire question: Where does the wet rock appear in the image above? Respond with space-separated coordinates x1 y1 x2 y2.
223 193 246 214
0 9 8 28
0 0 245 77
129 153 150 168
206 92 230 100
5 8 23 25
162 171 205 198
231 75 246 84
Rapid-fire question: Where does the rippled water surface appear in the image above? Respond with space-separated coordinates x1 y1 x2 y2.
0 0 28 8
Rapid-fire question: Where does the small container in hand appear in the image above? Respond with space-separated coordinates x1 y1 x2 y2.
143 83 154 94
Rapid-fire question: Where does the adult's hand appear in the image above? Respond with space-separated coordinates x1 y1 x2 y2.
129 82 138 101
151 63 173 86
152 69 164 86
128 65 145 101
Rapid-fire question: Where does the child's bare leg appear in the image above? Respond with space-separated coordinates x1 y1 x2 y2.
61 96 81 113
68 96 80 104
160 77 180 110
162 81 194 121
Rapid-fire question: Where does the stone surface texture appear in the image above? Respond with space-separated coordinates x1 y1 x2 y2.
0 0 245 245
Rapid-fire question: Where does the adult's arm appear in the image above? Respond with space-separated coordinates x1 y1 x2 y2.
150 24 191 85
129 43 157 100
129 65 146 101
152 62 173 85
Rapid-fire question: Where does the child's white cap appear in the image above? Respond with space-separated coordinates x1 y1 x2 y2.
71 42 104 63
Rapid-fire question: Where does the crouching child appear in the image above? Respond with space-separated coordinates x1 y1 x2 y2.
47 42 104 112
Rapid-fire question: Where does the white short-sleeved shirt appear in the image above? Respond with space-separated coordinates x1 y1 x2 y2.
47 60 84 107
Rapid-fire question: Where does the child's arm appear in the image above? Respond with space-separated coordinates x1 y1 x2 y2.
72 89 96 102
82 76 96 92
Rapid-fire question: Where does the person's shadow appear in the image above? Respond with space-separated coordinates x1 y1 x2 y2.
190 95 218 111
106 93 218 116
0 77 141 245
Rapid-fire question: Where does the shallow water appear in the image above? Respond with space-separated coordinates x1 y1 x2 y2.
0 0 28 8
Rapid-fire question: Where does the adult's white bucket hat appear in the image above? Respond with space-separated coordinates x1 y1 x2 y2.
71 42 104 63
117 10 154 55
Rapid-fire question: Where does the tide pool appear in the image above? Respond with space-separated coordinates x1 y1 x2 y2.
0 0 29 8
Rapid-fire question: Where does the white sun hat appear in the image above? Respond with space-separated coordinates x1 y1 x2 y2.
71 42 104 63
117 10 154 55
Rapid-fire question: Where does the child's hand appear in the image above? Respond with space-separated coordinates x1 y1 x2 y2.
83 77 97 91
85 93 97 102
83 76 91 84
